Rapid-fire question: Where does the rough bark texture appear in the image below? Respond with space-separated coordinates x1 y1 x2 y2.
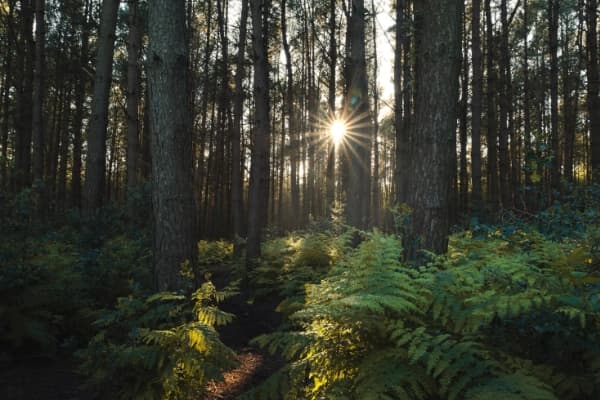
126 0 141 192
148 0 198 291
345 0 371 229
405 0 461 261
83 0 119 211
246 0 270 266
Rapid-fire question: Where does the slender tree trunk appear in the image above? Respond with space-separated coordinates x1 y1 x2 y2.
371 0 380 226
0 0 15 189
587 0 600 181
14 0 34 191
148 0 198 291
460 14 469 213
523 0 533 208
471 0 483 212
247 0 270 266
549 0 560 190
498 0 511 208
32 0 45 207
485 0 499 208
326 0 337 216
231 0 248 251
83 0 119 212
405 0 461 260
126 0 142 193
71 0 90 209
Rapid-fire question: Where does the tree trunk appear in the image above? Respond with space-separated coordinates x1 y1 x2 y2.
326 0 337 216
231 0 248 251
32 0 45 204
485 0 499 208
344 0 371 229
405 0 461 261
1 0 15 189
14 0 34 191
498 0 511 208
471 0 483 212
71 0 91 209
126 0 142 193
83 0 119 211
587 0 600 182
148 0 198 291
246 0 270 266
371 0 380 226
549 0 560 190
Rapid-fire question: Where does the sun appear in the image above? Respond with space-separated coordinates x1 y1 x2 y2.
330 120 346 146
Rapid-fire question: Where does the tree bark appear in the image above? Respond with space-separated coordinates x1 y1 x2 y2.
148 0 198 291
485 0 499 208
246 0 270 266
587 0 600 182
405 0 461 261
344 0 371 229
471 0 483 212
71 0 91 209
32 0 45 199
231 0 248 251
549 0 560 190
83 0 119 211
126 0 142 193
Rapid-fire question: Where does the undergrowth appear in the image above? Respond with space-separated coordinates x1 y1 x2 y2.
246 226 600 400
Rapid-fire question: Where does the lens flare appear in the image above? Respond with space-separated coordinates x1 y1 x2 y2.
330 120 346 146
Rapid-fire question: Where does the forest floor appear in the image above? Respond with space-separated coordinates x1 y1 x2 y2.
0 264 283 400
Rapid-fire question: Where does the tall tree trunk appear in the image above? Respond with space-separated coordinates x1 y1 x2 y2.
587 0 600 182
549 0 561 190
371 0 380 226
405 0 461 261
71 0 91 209
126 0 142 193
231 0 248 251
485 0 499 208
459 12 468 213
14 0 34 191
148 0 198 291
498 0 511 208
471 0 483 212
326 0 337 216
83 0 119 211
246 0 270 266
32 0 45 204
344 0 371 229
523 0 533 208
1 0 15 189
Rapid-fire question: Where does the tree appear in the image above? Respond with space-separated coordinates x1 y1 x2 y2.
231 0 249 252
32 0 45 201
126 0 142 193
471 0 483 212
246 0 270 266
405 0 461 260
147 0 198 291
83 0 119 211
344 0 371 229
587 0 600 182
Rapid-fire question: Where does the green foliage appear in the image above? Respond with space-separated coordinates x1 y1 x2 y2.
248 229 600 400
77 280 237 400
249 230 354 308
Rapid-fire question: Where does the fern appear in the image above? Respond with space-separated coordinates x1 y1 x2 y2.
247 229 600 399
